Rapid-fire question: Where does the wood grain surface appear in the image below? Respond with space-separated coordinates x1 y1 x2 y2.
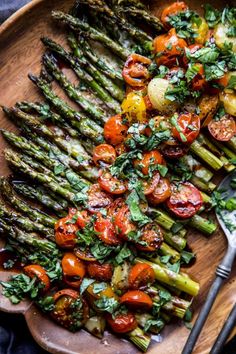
0 0 236 353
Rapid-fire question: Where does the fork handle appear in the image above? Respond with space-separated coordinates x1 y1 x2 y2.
182 246 236 354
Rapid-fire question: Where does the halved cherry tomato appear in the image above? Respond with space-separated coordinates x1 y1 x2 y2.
147 177 171 205
208 115 236 141
153 28 187 68
54 214 78 249
76 210 90 229
74 247 97 262
161 2 188 27
98 170 127 195
94 214 121 246
189 63 206 91
104 114 128 146
136 222 163 252
120 290 153 311
87 262 113 281
167 181 203 218
134 150 164 175
108 198 126 218
87 184 113 213
172 113 200 144
129 263 155 289
93 144 117 166
122 54 152 87
106 312 138 333
53 289 79 302
182 44 203 67
115 142 128 156
160 141 189 159
24 264 50 293
144 115 172 137
114 205 136 240
142 172 160 195
62 253 86 288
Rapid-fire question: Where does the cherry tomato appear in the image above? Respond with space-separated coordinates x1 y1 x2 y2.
189 63 206 91
120 290 153 311
161 2 188 27
24 264 50 293
104 114 128 146
129 263 155 289
136 222 163 252
107 198 126 218
94 214 121 246
115 142 128 156
93 144 117 166
172 113 200 144
76 210 90 229
122 54 152 87
98 170 127 195
182 44 203 67
74 247 97 262
166 181 203 218
143 94 154 110
106 312 138 333
134 150 164 175
87 262 113 281
87 184 113 213
208 115 236 141
161 143 189 159
142 172 160 195
147 177 171 205
54 215 78 249
114 205 136 240
153 28 187 68
62 253 86 288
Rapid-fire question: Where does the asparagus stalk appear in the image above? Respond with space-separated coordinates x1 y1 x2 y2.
189 214 217 235
159 242 180 263
209 138 236 161
127 326 151 352
190 140 223 170
51 11 130 60
226 136 236 153
162 230 187 252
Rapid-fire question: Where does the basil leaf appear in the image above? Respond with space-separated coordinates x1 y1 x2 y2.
80 278 95 295
204 4 221 28
94 296 119 313
226 75 236 90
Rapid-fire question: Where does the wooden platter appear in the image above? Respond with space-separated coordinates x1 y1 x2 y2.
0 0 235 353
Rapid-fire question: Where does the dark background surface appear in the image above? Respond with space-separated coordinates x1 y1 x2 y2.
0 1 235 354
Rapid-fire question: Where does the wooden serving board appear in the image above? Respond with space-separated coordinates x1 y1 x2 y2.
0 0 235 353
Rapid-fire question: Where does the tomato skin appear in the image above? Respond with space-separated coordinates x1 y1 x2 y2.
182 44 203 67
93 144 117 166
87 262 113 281
153 28 187 68
106 313 138 333
74 247 97 262
143 94 154 110
114 205 136 240
161 143 189 159
87 184 113 213
190 63 206 91
94 214 121 246
172 113 200 144
134 150 164 175
120 290 153 311
115 142 128 156
208 115 236 142
129 263 155 289
104 114 128 146
142 172 160 195
137 222 163 252
53 289 79 302
108 198 126 218
98 170 127 195
167 181 203 219
161 2 188 27
147 177 171 205
122 54 152 87
55 215 78 249
62 253 86 288
76 210 90 229
24 265 50 293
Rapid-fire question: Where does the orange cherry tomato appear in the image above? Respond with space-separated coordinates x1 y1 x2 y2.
190 63 206 91
74 247 97 262
114 205 136 240
129 263 155 289
115 142 128 156
98 170 127 195
122 54 152 87
106 312 138 333
107 198 126 218
24 264 50 293
87 184 113 213
172 113 200 144
153 28 187 68
167 181 203 218
104 114 128 146
92 144 117 166
53 289 79 302
120 290 153 311
94 214 121 246
142 172 160 195
182 44 203 67
208 115 236 142
134 150 164 175
136 222 163 252
161 2 188 27
87 262 113 281
62 253 86 288
147 177 171 205
54 214 78 249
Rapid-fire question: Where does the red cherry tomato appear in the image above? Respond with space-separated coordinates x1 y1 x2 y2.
87 184 113 213
107 198 126 218
190 63 206 91
54 214 78 249
114 205 136 240
136 222 163 252
98 170 127 195
172 113 200 144
104 114 128 146
24 264 50 293
120 290 153 311
87 262 113 281
93 144 117 166
122 54 152 87
167 181 203 218
115 142 128 156
161 143 189 159
129 263 155 289
61 253 86 288
208 115 236 142
143 94 154 110
182 44 203 67
142 172 161 195
76 210 90 229
147 177 171 205
74 247 97 262
106 312 138 333
94 214 121 246
134 150 164 175
161 2 189 27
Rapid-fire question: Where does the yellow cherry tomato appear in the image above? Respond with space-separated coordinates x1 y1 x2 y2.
192 17 209 45
121 92 146 123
